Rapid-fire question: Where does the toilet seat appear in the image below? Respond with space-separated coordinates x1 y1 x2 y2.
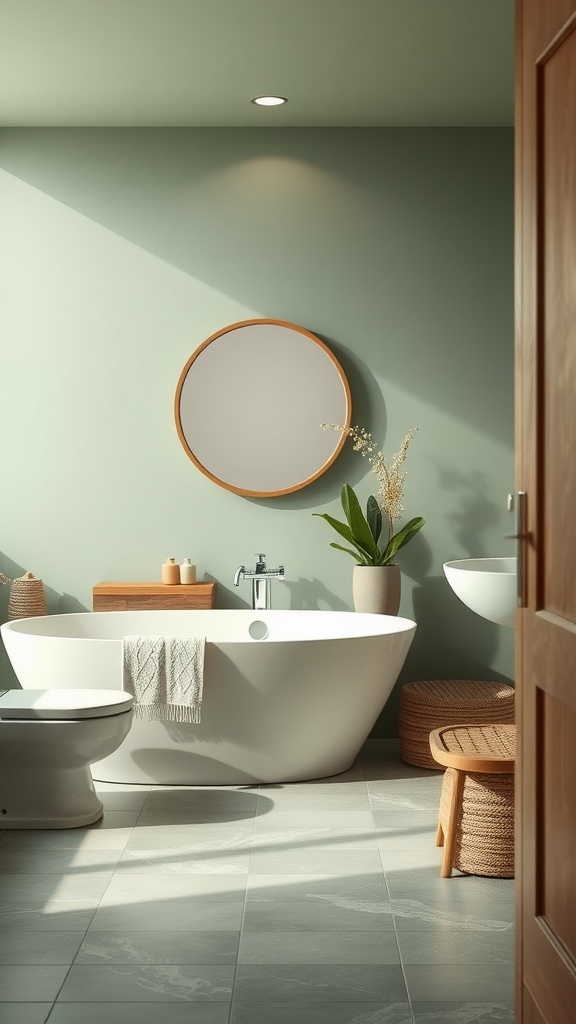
0 688 133 720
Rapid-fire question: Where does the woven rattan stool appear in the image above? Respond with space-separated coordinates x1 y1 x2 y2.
429 723 516 878
399 679 515 769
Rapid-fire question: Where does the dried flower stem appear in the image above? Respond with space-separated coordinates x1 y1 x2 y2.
321 422 417 543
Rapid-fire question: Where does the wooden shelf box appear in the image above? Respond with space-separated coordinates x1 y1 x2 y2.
93 581 216 612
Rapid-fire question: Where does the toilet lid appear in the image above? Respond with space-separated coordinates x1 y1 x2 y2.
0 688 134 720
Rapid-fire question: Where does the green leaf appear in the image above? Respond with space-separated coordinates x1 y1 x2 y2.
313 512 357 546
340 485 380 561
329 542 371 564
313 512 372 562
366 495 382 545
381 516 426 564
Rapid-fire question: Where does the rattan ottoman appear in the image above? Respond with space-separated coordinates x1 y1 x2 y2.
399 679 515 770
429 723 516 878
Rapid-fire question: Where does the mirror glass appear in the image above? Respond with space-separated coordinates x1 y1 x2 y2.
175 319 351 496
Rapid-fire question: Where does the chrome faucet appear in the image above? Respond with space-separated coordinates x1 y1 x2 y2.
234 554 285 610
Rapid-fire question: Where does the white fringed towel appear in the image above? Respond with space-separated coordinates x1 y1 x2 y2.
122 635 205 723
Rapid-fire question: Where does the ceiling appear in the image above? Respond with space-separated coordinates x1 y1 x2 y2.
0 0 514 128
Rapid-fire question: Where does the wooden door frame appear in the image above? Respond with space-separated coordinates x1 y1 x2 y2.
515 2 576 1020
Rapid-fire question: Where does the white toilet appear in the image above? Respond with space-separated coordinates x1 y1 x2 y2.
0 688 134 828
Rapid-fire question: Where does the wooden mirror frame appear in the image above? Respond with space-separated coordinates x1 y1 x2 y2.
174 319 351 497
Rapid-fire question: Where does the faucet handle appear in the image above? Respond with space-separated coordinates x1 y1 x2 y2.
255 553 267 568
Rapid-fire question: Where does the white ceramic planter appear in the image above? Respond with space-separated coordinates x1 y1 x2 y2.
352 564 401 615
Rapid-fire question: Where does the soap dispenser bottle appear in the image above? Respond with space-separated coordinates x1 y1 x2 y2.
162 557 180 585
180 559 196 584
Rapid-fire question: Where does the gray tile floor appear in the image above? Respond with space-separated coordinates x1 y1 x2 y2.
0 740 515 1024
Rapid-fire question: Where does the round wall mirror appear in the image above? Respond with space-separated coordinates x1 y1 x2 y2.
175 319 351 497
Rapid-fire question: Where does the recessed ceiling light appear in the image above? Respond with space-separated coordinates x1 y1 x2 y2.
251 95 288 107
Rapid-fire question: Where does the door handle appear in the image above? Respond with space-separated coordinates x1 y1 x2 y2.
505 491 527 607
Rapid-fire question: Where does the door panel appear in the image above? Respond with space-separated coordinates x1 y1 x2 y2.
541 695 576 952
521 990 551 1024
516 1 576 1022
541 19 576 623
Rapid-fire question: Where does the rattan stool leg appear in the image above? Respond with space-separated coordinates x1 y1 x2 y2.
441 768 465 878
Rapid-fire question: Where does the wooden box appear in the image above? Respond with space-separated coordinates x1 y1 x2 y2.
93 581 216 612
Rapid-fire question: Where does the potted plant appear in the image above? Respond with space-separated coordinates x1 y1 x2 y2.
313 425 425 613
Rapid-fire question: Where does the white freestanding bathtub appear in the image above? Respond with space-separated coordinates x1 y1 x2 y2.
0 610 416 785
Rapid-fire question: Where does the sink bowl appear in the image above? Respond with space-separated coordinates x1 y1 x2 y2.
443 557 517 628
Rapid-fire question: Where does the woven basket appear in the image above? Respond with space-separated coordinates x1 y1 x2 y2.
440 766 515 877
399 679 515 769
8 572 47 620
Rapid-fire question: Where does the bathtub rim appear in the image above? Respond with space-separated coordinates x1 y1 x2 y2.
1 608 417 644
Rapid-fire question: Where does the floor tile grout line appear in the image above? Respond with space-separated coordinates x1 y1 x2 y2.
228 786 260 1021
374 797 417 1024
43 880 106 1016
50 810 141 1012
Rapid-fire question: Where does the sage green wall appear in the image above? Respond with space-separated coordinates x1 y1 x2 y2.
0 128 514 734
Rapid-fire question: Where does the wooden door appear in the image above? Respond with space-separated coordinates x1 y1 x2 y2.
516 1 576 1021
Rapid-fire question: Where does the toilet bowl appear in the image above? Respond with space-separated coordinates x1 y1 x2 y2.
0 688 133 829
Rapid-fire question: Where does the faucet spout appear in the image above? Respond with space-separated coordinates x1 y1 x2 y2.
233 554 285 609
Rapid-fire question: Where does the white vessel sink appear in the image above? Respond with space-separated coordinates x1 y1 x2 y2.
443 557 517 628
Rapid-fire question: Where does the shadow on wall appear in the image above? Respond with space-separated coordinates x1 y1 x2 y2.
241 341 388 514
0 551 88 617
216 577 349 612
372 574 515 738
284 578 349 612
429 458 509 557
0 551 28 688
0 549 88 688
393 529 434 587
408 575 512 681
211 579 250 611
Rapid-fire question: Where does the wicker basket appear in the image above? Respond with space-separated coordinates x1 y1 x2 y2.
433 723 516 878
399 679 515 769
8 572 47 620
439 767 515 877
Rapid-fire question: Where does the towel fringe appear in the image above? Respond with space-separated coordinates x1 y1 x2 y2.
132 703 202 724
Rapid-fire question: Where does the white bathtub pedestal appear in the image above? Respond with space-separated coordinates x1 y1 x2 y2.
91 737 358 786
